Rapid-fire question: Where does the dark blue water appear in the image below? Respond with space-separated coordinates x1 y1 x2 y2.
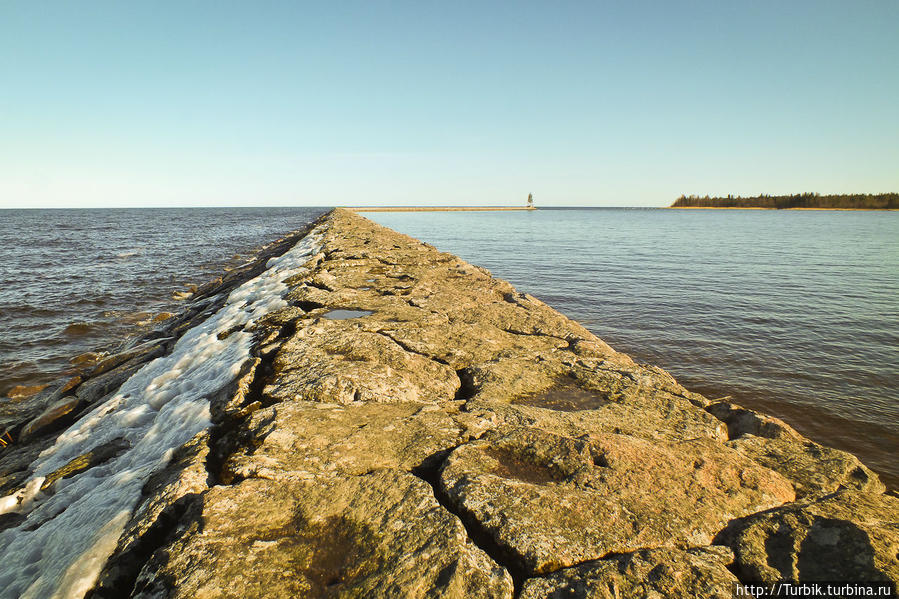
0 207 896 487
366 208 899 487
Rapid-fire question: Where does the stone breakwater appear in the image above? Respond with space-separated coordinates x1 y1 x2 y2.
0 208 897 598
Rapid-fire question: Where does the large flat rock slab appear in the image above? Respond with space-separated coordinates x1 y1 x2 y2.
134 472 513 599
264 319 459 405
719 489 899 584
223 401 464 482
727 435 885 499
439 426 795 574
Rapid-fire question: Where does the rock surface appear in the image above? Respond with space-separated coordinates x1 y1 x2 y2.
439 426 794 574
223 401 463 483
519 546 740 599
719 489 899 584
133 473 512 599
2 208 897 597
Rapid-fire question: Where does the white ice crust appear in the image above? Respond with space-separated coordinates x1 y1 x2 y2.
0 228 321 599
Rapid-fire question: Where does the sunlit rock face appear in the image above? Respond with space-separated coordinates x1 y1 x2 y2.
2 209 896 598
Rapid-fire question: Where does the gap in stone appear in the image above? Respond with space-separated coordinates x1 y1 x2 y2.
411 451 526 597
322 309 373 320
454 369 477 401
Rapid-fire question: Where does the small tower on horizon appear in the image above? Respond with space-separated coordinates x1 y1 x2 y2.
527 193 534 208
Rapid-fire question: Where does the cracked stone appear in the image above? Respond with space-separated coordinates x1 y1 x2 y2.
223 401 463 482
440 426 795 574
718 489 899 585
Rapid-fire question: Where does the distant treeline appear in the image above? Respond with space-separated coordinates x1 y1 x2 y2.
671 193 899 210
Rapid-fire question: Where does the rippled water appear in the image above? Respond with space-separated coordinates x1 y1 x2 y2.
366 208 899 488
0 208 326 395
1 207 897 488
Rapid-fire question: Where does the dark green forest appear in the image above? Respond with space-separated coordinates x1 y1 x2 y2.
671 192 898 209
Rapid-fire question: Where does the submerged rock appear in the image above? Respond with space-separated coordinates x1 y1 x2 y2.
4 384 49 400
40 437 130 492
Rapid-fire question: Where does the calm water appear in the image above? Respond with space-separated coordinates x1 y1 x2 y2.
1 207 896 487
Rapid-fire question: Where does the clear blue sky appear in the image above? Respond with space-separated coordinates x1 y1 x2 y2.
1 1 897 208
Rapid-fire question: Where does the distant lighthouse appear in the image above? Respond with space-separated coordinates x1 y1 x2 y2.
527 193 534 208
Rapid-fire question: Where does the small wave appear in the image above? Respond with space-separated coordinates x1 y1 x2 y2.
4 305 58 318
116 250 141 259
73 296 109 306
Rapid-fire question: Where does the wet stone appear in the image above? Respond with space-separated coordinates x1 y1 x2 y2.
5 384 50 400
511 376 610 411
19 396 86 442
41 438 130 492
322 309 374 320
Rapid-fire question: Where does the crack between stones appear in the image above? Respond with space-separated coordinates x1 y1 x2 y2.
500 328 578 353
411 450 527 598
500 327 567 342
605 369 640 384
86 492 205 599
304 279 333 292
372 329 450 366
454 368 478 401
516 542 738 590
205 320 295 487
373 256 401 266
